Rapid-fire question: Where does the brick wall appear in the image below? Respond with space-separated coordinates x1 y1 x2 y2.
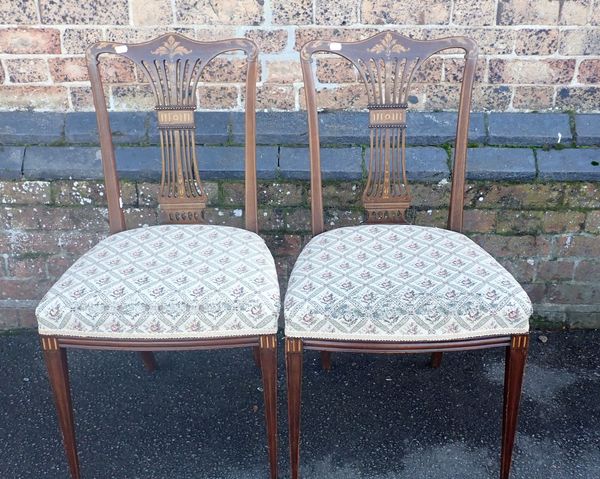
0 0 599 112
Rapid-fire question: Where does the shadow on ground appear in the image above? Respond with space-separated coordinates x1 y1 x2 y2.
0 330 599 478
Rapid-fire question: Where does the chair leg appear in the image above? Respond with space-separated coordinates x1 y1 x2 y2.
500 335 529 479
139 351 158 372
259 336 278 479
41 336 81 479
253 345 262 368
430 352 443 368
286 338 303 479
320 351 332 371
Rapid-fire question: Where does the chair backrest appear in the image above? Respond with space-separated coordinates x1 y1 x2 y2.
300 31 478 236
86 33 259 234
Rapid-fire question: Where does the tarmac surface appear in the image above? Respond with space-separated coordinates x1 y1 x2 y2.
1 329 599 479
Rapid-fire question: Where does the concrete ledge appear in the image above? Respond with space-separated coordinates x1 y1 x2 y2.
538 148 600 181
279 147 363 180
465 147 536 180
0 146 24 180
1 111 596 147
488 113 572 146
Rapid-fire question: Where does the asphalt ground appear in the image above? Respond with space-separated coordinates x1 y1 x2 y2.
1 330 599 479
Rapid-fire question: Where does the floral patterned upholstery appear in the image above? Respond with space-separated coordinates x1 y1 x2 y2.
36 225 280 339
284 225 531 342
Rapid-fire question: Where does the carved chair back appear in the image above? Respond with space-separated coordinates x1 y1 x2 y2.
300 32 478 235
86 33 259 234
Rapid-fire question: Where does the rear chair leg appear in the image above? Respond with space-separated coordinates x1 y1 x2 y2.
500 334 529 479
286 338 303 479
259 335 278 479
320 351 332 371
430 352 443 368
139 351 158 372
41 336 81 479
253 345 261 368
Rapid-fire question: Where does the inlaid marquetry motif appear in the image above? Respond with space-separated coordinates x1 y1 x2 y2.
368 32 409 57
285 338 303 353
368 104 407 128
40 336 59 351
260 335 277 349
511 335 529 350
151 35 192 59
156 109 195 128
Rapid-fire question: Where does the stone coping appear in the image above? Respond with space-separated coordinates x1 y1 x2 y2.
0 111 598 182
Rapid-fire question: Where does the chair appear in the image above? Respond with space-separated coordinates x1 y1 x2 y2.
36 33 279 479
285 32 531 479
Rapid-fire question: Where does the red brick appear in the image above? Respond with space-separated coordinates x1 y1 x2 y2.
546 283 600 305
49 57 88 82
262 234 302 256
536 260 575 281
471 234 551 258
578 60 600 84
6 254 48 278
0 86 68 110
0 28 60 54
574 260 600 282
6 231 62 255
5 58 49 83
585 211 600 234
0 278 53 300
498 258 535 282
463 209 496 233
555 235 600 257
46 254 76 278
57 231 105 255
489 59 576 85
522 283 546 303
542 211 585 233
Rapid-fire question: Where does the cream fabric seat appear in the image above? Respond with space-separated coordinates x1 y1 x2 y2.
284 224 531 342
36 224 281 339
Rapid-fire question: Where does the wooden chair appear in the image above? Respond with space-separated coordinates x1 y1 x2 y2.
285 32 531 479
35 33 279 479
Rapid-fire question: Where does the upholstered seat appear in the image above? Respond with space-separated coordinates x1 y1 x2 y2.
37 224 281 339
285 224 531 342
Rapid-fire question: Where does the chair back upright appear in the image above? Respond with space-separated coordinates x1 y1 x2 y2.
300 32 478 235
86 33 259 234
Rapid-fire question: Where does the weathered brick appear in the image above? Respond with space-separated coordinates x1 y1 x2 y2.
258 207 311 232
443 58 484 83
294 28 378 51
202 58 251 83
498 258 535 282
272 0 312 25
563 183 600 209
123 207 158 229
111 85 155 111
265 61 302 84
316 58 357 84
62 28 103 54
69 87 94 112
555 87 600 111
321 182 363 207
536 259 575 281
578 60 600 84
472 85 512 111
175 0 263 24
514 28 558 55
451 0 495 25
512 86 555 111
425 84 462 110
542 211 585 233
467 183 563 210
0 0 38 24
262 233 303 256
559 0 590 25
0 86 68 111
6 254 48 278
523 282 546 303
46 254 76 278
53 180 136 207
559 28 600 55
574 260 600 282
555 235 600 257
546 283 600 305
472 234 551 258
0 28 60 54
198 85 239 110
4 231 63 255
244 29 288 54
258 183 305 207
496 0 559 25
0 278 53 300
5 58 49 83
489 59 575 85
414 208 447 228
300 84 367 110
463 209 496 233
496 210 544 235
361 0 451 24
203 207 245 228
48 57 88 82
57 231 106 255
585 211 600 234
257 85 295 110
39 0 129 24
315 0 358 25
9 206 108 232
131 0 172 25
0 181 51 205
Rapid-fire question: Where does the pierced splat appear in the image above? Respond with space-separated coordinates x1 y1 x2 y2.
300 32 478 232
86 33 259 231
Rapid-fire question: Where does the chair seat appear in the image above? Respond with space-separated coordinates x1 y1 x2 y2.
36 224 280 340
284 224 531 342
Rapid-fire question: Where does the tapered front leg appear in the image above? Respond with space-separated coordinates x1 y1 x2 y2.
259 335 278 479
41 336 81 479
286 338 303 479
500 334 529 479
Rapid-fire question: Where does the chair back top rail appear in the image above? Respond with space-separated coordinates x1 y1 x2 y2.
300 32 478 235
86 33 259 234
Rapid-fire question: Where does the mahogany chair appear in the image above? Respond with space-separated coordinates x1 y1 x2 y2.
285 32 531 479
35 33 279 479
